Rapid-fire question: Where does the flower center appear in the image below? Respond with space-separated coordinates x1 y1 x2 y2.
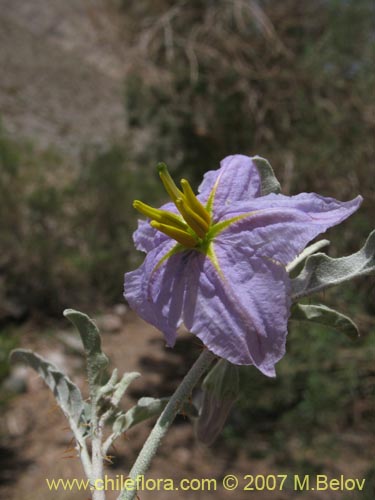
133 163 211 248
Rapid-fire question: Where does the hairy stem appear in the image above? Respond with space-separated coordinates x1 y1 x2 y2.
91 422 105 500
118 348 215 500
90 384 105 499
70 418 92 480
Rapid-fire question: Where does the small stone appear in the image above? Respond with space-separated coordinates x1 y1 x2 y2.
43 350 69 373
95 314 122 333
174 447 191 465
2 366 28 394
57 331 85 355
113 303 128 317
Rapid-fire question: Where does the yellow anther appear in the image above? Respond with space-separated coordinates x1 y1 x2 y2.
180 179 211 225
134 164 213 249
150 221 197 248
133 200 187 231
175 198 209 239
157 163 184 203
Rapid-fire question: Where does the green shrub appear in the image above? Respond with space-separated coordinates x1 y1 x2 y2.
122 0 374 241
0 126 162 318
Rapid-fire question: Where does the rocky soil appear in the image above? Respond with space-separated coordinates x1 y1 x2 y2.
0 0 128 158
0 311 285 500
1 309 373 500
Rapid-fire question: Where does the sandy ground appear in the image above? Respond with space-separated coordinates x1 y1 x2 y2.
1 310 373 500
0 0 128 157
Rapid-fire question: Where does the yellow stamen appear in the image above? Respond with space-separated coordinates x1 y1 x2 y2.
133 200 187 231
157 163 184 203
150 221 197 248
175 198 209 239
180 178 211 225
134 163 213 248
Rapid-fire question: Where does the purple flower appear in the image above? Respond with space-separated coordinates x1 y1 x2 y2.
124 155 362 376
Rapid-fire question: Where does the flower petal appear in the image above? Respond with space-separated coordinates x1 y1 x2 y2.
198 155 261 218
217 193 362 265
124 240 188 346
182 246 290 376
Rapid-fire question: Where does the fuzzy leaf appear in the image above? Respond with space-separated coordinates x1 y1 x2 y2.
290 304 360 339
252 156 281 195
114 397 197 434
112 413 127 435
291 230 375 300
123 397 168 431
98 368 119 397
64 309 108 390
10 349 85 425
286 239 330 273
111 372 141 406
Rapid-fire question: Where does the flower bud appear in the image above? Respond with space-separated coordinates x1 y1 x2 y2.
196 359 240 445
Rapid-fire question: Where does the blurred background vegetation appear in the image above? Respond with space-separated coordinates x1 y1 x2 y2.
1 0 373 321
0 0 374 487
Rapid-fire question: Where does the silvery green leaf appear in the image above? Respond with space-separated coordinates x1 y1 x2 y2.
98 368 119 397
111 371 141 407
121 397 197 432
122 397 167 432
83 401 92 423
290 304 360 340
10 349 85 426
112 412 127 435
252 156 281 195
64 309 108 391
286 239 330 273
291 230 375 300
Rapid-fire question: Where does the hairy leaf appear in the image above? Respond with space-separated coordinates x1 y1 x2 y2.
290 304 359 339
252 156 281 195
291 230 375 300
286 239 330 273
64 309 108 391
111 371 141 406
113 397 197 435
10 349 85 425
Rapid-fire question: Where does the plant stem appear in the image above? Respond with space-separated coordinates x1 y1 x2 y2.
91 422 105 500
90 386 105 499
70 418 92 479
117 348 215 500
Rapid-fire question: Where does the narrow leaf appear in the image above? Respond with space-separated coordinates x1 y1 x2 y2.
118 397 197 433
290 304 360 340
123 397 168 431
64 309 108 390
111 372 141 407
112 413 127 435
291 230 375 300
286 239 330 273
252 156 281 195
10 349 85 425
98 368 119 397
